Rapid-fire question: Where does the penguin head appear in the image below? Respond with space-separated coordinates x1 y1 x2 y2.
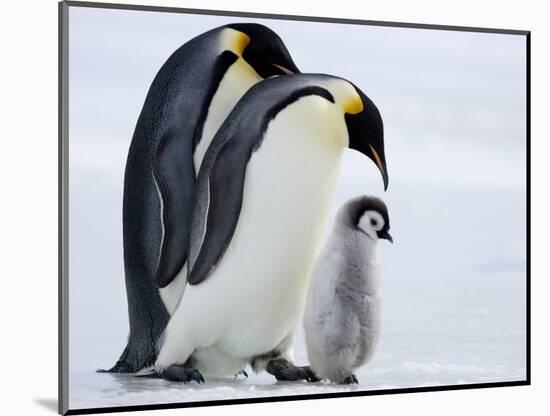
344 85 388 190
340 195 393 243
227 23 300 77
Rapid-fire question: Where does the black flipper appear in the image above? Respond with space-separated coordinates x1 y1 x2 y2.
187 138 250 286
105 29 240 373
153 128 195 288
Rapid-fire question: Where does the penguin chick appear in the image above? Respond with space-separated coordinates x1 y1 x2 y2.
303 195 393 384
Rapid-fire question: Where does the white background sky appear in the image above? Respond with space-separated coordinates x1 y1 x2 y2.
3 1 549 416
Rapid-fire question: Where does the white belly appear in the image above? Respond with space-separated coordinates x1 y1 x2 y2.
159 57 261 313
193 57 261 168
192 347 249 377
170 95 347 364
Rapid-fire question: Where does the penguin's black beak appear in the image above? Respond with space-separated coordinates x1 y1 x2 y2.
270 48 300 75
378 230 393 243
272 63 297 74
230 23 300 78
241 36 300 78
345 87 388 191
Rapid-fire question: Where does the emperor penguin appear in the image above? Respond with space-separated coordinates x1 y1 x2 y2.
107 24 299 373
303 196 393 384
153 74 389 383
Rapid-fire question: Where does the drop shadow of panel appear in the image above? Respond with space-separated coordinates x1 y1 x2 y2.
34 398 58 413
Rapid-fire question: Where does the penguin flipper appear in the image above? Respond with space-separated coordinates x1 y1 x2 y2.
153 128 195 288
186 137 250 286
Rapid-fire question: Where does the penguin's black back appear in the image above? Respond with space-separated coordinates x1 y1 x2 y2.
123 26 226 295
109 25 237 372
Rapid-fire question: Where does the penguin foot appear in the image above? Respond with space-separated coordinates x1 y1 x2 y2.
161 364 205 384
266 359 321 382
98 342 156 373
234 369 249 378
340 374 358 384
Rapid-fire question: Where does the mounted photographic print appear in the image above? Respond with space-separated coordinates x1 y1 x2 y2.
59 1 530 414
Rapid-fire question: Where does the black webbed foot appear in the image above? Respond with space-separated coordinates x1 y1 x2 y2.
234 369 249 378
161 364 205 383
340 374 358 384
266 359 321 382
300 366 321 382
97 341 157 373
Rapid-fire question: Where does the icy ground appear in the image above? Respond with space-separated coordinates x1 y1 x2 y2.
69 187 528 411
69 182 527 410
70 195 527 410
70 314 525 410
70 357 525 410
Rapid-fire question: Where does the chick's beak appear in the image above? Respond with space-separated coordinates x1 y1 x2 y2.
378 230 393 243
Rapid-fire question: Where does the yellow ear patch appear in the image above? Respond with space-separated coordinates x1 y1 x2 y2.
234 31 250 56
343 93 363 115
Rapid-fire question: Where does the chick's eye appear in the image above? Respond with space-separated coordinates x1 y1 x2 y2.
370 218 377 227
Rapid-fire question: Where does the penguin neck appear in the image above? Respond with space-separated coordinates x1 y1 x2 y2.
334 224 380 266
339 231 380 296
193 57 262 171
219 27 250 57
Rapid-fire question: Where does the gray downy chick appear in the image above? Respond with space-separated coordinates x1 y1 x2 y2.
303 195 392 384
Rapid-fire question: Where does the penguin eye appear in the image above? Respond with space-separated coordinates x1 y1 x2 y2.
370 218 377 227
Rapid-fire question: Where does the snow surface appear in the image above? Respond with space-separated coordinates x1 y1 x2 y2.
66 6 527 411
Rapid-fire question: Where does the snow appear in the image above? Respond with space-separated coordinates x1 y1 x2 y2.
66 5 527 412
69 214 526 410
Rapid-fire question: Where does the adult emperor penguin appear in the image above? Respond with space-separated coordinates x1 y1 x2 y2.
303 196 392 384
153 74 389 383
106 24 299 373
